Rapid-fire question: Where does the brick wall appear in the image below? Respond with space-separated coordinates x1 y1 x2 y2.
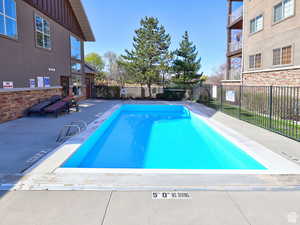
243 68 300 86
0 87 62 123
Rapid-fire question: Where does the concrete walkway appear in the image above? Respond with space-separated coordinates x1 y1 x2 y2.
0 100 120 173
211 110 300 164
0 190 299 225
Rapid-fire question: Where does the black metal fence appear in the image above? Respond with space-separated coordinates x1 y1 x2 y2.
198 84 300 142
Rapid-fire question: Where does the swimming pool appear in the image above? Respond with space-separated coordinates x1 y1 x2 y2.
62 105 266 170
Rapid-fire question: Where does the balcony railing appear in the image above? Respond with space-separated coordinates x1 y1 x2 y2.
228 68 241 80
229 41 242 53
229 6 243 25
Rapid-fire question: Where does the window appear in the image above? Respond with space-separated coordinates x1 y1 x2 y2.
0 0 17 38
35 15 51 49
250 15 263 34
273 48 281 65
274 4 283 22
249 53 262 69
71 62 82 73
273 0 294 23
273 46 292 65
250 15 263 33
70 35 81 60
282 46 292 64
249 55 255 69
255 53 262 68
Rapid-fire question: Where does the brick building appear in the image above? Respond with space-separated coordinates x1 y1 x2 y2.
0 0 95 123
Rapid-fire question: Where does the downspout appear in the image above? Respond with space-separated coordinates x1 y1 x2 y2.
241 0 245 86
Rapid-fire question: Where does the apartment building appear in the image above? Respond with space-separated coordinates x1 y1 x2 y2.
225 0 300 86
225 0 243 85
0 0 95 95
0 0 95 122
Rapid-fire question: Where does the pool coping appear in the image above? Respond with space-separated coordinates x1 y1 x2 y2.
24 101 300 176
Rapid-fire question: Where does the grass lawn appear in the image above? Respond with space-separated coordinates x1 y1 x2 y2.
202 100 300 141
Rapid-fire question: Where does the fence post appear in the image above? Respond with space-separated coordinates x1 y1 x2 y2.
239 85 242 119
269 85 273 129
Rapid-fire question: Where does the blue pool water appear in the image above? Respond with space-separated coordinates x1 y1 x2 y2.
62 105 266 170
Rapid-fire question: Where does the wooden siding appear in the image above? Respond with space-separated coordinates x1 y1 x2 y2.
23 0 84 40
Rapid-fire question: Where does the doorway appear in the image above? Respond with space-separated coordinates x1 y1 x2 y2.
85 76 92 98
60 76 69 97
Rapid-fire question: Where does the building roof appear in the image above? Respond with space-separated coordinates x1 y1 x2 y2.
69 0 95 42
84 63 97 74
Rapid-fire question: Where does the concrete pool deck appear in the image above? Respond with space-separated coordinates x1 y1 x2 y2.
1 100 300 189
20 103 299 176
1 100 300 224
1 99 299 175
0 100 121 174
1 190 300 225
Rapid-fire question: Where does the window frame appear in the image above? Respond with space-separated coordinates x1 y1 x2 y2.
70 34 83 75
70 35 82 61
255 53 262 68
273 0 295 24
0 0 18 40
249 53 262 69
34 14 51 50
249 55 255 69
71 62 82 74
272 45 293 66
273 48 281 66
249 14 264 34
273 2 283 23
282 45 292 64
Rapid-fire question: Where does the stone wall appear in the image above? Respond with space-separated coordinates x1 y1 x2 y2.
243 68 300 86
0 87 62 123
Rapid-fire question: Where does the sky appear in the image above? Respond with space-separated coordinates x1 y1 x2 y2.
82 0 228 75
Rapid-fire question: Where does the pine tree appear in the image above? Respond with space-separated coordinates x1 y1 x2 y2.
173 31 202 85
121 17 171 97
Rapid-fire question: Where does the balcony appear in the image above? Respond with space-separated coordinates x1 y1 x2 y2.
228 68 241 80
228 40 242 53
229 6 243 27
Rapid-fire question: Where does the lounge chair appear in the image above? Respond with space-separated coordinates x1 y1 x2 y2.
27 95 62 116
44 101 69 117
49 95 62 102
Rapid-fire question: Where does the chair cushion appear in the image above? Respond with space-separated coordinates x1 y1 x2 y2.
44 101 67 113
49 95 62 103
29 101 52 112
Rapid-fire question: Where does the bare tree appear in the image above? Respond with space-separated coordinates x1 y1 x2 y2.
104 51 129 85
206 64 227 84
104 51 118 80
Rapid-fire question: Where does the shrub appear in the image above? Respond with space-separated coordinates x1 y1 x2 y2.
157 89 186 101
